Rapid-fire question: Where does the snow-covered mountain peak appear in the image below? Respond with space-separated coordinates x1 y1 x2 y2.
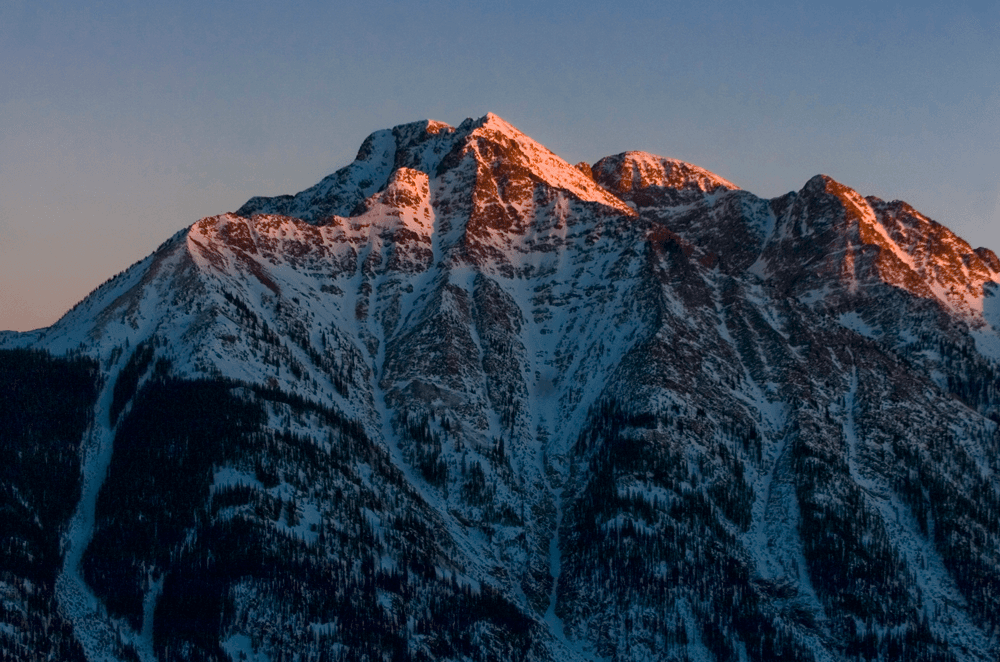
759 173 1000 319
469 111 517 134
865 195 1000 316
450 114 637 215
806 174 898 238
9 114 1000 662
591 151 738 206
236 113 635 228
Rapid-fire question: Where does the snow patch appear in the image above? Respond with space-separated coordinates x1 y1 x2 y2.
56 351 156 662
838 312 877 339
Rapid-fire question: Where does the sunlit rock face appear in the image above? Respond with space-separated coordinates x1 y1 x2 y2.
4 113 1000 662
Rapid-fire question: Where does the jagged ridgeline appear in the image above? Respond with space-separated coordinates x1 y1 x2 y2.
3 113 1000 661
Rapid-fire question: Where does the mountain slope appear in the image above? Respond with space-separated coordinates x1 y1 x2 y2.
3 114 1000 662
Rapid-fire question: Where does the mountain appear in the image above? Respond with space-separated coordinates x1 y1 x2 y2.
3 113 1000 662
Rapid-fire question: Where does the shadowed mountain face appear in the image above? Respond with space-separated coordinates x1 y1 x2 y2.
4 113 1000 662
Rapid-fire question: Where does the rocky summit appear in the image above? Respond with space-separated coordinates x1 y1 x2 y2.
4 113 1000 662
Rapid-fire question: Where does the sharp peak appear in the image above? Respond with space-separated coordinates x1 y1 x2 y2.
802 173 858 196
798 176 942 230
471 111 519 132
441 112 575 162
449 111 514 130
798 174 876 214
802 178 951 236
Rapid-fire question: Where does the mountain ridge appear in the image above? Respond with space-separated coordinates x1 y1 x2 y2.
2 113 1000 662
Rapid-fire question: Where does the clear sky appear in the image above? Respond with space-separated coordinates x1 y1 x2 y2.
2 0 999 331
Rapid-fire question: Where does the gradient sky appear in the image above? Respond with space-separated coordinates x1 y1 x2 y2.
2 0 999 331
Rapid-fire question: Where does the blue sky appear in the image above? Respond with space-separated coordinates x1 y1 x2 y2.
2 0 999 331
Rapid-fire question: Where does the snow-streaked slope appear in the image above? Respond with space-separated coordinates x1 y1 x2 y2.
4 113 1000 662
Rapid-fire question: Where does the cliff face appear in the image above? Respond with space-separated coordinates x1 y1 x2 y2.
3 113 1000 662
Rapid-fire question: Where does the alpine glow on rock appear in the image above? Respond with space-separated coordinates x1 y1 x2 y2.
3 114 1000 662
